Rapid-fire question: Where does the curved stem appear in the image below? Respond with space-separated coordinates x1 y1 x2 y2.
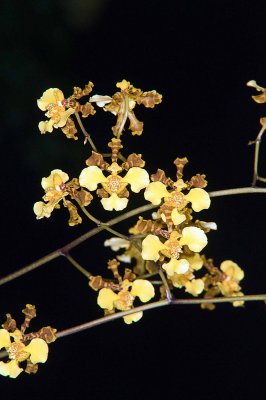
75 112 98 151
78 203 129 240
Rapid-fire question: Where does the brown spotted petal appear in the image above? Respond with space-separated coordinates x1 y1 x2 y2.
78 102 96 118
61 117 78 140
2 314 17 333
151 169 175 187
136 90 162 108
188 174 208 188
174 157 189 178
25 360 39 374
122 153 145 170
128 111 143 135
86 151 109 169
64 200 82 226
21 305 36 334
76 189 93 206
37 326 57 343
71 82 94 99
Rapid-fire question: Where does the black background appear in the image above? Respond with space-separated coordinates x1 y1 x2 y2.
0 1 266 399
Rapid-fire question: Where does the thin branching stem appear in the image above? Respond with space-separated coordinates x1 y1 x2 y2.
0 186 266 287
62 252 92 279
55 294 266 339
75 112 98 151
249 125 266 186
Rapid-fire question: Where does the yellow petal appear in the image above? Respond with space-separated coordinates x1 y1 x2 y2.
38 120 54 134
25 338 48 364
123 312 143 324
53 108 75 128
33 201 54 219
220 260 244 281
0 329 11 349
171 208 186 225
185 253 203 271
124 167 150 193
79 166 107 191
37 88 64 111
41 169 69 190
97 288 119 310
141 234 165 261
144 182 169 205
185 279 204 296
101 193 128 211
180 227 208 252
162 258 189 276
131 280 155 302
185 188 211 212
0 360 23 378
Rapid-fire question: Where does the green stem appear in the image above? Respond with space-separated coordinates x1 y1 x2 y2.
75 112 98 152
62 252 92 279
78 203 130 241
158 268 173 302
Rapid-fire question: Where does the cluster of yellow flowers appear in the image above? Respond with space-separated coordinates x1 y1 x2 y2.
33 80 245 319
0 305 56 378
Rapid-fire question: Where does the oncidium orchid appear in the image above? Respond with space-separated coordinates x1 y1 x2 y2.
38 88 75 134
97 279 155 324
0 305 56 378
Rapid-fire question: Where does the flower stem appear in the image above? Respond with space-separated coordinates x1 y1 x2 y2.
56 294 266 339
209 187 266 197
75 112 98 151
1 186 266 287
62 252 92 279
0 203 155 286
249 125 266 186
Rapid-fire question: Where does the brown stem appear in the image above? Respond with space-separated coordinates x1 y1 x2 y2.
56 294 266 339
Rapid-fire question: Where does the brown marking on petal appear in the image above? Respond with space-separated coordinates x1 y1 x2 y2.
108 138 123 163
76 102 96 118
131 217 163 234
128 111 143 135
61 118 78 140
86 151 109 169
71 82 94 100
173 157 189 178
136 90 162 108
122 153 145 170
2 313 17 332
108 259 122 282
21 304 36 334
25 360 39 374
188 174 208 188
123 268 136 282
64 201 82 226
151 169 175 187
23 326 57 344
97 188 109 198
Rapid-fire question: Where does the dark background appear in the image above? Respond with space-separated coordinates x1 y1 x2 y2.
1 1 266 399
